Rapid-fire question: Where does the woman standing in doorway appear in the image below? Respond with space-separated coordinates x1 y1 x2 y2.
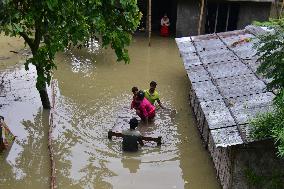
160 14 170 37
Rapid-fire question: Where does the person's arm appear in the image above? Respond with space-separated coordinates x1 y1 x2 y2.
1 126 8 148
0 126 3 145
157 99 165 109
1 126 6 140
166 18 170 26
131 100 134 109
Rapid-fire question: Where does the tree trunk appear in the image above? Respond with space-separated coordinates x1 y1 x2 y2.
39 87 51 109
20 30 51 109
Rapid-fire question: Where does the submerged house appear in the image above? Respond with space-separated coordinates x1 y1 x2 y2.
175 26 284 189
138 0 274 36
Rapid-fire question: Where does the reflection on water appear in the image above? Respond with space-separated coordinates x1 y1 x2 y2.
0 65 49 188
121 156 141 173
63 39 101 76
0 35 220 189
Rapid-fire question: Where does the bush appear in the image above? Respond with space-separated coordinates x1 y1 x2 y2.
251 90 284 157
251 18 284 158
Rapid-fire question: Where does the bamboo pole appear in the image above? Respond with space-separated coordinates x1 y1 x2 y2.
281 0 284 17
225 5 231 32
148 0 151 46
214 4 219 33
48 79 57 189
198 0 205 35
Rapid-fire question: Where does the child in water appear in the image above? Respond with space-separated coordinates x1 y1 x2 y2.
134 90 156 124
131 86 140 110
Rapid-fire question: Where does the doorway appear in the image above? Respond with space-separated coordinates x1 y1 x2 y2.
137 0 177 35
205 2 239 34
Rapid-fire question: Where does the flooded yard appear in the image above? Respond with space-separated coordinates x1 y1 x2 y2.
0 34 220 189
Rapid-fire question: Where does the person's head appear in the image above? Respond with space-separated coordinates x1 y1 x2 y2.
132 86 138 95
129 118 139 130
136 90 145 101
0 116 4 126
149 81 157 92
163 13 167 18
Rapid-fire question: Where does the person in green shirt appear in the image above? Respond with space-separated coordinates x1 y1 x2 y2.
144 81 165 109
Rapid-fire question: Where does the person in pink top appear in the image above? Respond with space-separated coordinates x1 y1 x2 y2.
133 90 156 123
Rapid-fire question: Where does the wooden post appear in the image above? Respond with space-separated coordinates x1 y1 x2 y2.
281 0 284 17
225 5 231 32
198 0 205 35
214 4 219 33
108 130 162 146
148 0 152 46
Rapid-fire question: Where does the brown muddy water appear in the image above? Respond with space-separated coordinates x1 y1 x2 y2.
0 34 220 189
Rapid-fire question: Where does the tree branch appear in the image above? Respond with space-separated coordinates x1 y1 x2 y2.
19 32 34 51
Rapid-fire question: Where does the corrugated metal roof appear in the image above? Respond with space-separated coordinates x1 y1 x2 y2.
175 26 274 148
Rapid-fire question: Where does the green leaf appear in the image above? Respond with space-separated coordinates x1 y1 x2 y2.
0 0 141 107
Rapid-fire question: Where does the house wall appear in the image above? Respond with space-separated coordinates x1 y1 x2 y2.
232 140 284 189
237 2 271 29
176 0 272 37
176 0 200 37
205 137 284 189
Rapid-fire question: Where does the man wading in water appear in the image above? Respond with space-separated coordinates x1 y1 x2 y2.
122 118 144 152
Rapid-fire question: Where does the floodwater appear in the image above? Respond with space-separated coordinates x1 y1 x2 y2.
0 34 220 189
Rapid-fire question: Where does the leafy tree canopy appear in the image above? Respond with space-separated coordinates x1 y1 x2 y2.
0 0 141 108
254 18 284 93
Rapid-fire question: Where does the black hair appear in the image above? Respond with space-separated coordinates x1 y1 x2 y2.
129 118 138 129
0 116 4 121
150 81 157 86
137 90 145 100
132 86 138 93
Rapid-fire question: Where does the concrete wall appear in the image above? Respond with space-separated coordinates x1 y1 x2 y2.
232 140 284 189
176 0 200 37
237 2 271 29
176 1 272 37
188 83 284 189
207 140 284 189
189 79 284 189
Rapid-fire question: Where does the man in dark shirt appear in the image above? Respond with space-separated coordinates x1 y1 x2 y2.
122 118 144 152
